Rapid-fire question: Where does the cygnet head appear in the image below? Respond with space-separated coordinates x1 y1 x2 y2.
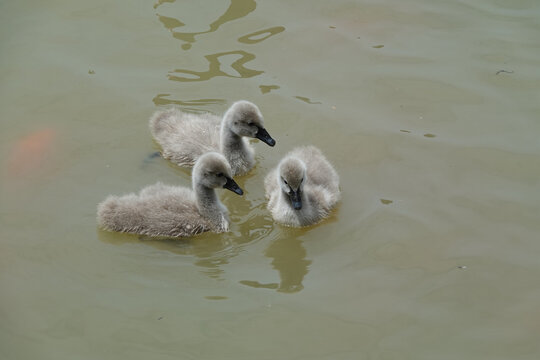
193 152 243 195
224 101 276 147
278 157 306 210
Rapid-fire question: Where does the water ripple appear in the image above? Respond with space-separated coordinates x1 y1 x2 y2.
157 0 257 50
152 94 226 112
259 85 280 94
168 50 263 82
294 96 322 104
238 26 285 44
153 0 175 10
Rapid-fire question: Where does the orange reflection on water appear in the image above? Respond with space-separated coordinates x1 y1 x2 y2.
6 128 57 179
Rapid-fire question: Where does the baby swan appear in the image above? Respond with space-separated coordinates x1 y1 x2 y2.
264 146 340 227
149 100 276 176
97 152 243 237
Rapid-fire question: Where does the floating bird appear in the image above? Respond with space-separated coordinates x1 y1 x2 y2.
264 146 340 227
149 100 275 176
97 152 243 237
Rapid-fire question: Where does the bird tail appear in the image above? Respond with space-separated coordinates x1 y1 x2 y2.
149 108 180 141
96 195 142 234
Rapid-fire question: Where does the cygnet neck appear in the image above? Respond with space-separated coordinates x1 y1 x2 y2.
193 182 220 216
220 117 245 156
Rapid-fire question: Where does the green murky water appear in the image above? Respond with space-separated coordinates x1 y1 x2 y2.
2 0 540 359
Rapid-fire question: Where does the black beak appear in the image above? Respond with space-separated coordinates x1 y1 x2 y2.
223 177 243 195
255 127 276 147
289 190 302 210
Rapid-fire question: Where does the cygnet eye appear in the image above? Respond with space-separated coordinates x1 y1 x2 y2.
217 172 224 177
248 122 254 126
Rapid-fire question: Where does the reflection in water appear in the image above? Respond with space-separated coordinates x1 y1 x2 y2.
98 229 245 280
6 128 57 180
153 0 286 112
266 236 312 293
157 14 184 30
238 26 285 44
98 185 313 291
195 255 231 280
157 0 257 50
153 0 175 10
152 94 226 112
259 85 280 94
97 189 274 281
239 280 279 290
168 50 263 82
295 96 322 104
241 235 311 293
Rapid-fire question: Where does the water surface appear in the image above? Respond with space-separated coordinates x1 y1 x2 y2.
2 0 540 359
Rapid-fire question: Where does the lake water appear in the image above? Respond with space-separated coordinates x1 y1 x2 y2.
1 0 540 359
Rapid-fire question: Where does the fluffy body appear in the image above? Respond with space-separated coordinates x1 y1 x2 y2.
149 101 270 176
264 146 340 227
97 152 237 237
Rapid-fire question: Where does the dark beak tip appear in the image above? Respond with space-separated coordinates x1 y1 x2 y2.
223 178 244 196
256 128 276 147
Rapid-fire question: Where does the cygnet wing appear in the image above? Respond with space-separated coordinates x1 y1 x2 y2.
150 108 221 167
97 183 211 237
